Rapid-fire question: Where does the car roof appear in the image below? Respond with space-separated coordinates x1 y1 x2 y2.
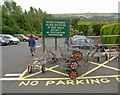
4 34 14 37
72 35 87 39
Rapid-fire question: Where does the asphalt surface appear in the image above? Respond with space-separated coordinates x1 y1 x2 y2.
0 38 120 94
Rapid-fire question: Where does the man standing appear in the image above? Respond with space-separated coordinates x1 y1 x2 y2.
65 38 69 51
28 35 36 56
65 38 69 47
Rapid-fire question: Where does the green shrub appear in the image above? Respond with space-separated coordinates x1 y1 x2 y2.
100 23 120 44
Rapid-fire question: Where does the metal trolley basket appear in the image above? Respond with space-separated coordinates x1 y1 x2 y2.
27 46 47 73
45 45 83 79
27 57 46 73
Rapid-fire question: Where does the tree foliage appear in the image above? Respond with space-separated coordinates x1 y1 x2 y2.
73 22 108 36
2 0 53 35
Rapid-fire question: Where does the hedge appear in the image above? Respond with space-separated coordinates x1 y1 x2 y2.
100 23 120 44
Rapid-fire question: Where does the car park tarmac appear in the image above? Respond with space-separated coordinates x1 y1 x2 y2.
1 38 120 93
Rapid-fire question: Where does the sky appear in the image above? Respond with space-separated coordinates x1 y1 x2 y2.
1 0 120 14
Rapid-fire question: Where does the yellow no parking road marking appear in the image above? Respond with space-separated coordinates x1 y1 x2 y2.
77 74 120 79
78 56 116 78
22 71 43 79
19 56 117 80
21 65 59 79
19 69 28 79
45 68 69 77
19 64 69 80
23 65 69 79
18 74 120 81
20 77 70 81
19 64 69 79
90 61 120 71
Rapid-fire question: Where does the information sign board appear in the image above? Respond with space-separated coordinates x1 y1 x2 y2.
42 19 70 37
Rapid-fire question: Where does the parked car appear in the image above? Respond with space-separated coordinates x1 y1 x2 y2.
0 36 9 46
14 34 29 42
25 34 39 40
1 34 20 45
70 35 94 49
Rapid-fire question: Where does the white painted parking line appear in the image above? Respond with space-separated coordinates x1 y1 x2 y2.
5 74 21 77
36 45 42 48
0 78 19 81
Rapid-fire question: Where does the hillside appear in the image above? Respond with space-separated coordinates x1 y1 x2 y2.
52 13 118 22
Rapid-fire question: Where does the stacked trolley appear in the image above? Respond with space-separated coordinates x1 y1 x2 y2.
27 45 84 79
103 45 120 61
45 45 83 79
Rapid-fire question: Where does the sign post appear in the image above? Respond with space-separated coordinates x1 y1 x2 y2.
55 37 57 50
42 36 45 53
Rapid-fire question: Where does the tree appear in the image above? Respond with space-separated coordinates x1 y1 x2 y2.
77 22 90 35
70 18 80 30
92 22 107 36
2 0 53 35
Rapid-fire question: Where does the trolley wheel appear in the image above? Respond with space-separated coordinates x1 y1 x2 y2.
41 64 45 73
105 54 108 60
97 56 100 62
73 51 83 61
69 70 78 79
70 61 79 70
27 65 32 73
